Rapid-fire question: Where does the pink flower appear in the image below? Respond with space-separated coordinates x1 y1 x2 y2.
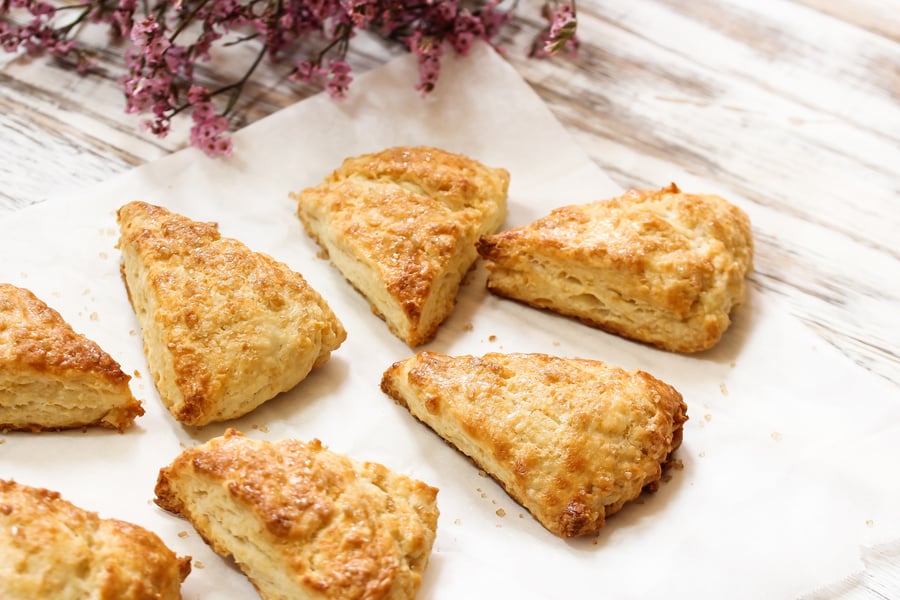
130 16 160 47
540 1 579 56
190 113 233 158
187 85 209 105
325 59 353 98
0 0 573 158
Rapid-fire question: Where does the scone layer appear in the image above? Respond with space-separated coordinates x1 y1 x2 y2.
155 429 439 600
117 201 346 426
0 479 190 600
293 146 509 346
0 283 142 432
382 351 687 538
477 183 753 352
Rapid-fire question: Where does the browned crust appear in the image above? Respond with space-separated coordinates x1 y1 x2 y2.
0 479 190 599
293 146 509 347
381 351 688 538
0 284 131 385
477 183 753 353
155 429 439 600
116 201 346 426
0 283 143 432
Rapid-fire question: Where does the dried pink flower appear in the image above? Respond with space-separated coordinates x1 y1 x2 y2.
1 0 577 157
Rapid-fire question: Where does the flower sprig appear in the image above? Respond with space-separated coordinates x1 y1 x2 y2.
1 0 578 157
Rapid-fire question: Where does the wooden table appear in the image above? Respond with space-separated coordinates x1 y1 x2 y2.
2 0 898 596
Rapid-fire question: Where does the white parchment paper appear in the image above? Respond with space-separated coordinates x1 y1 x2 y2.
1 43 899 599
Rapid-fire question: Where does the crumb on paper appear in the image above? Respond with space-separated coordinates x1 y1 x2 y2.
518 513 524 519
0 439 6 445
463 323 474 332
316 250 328 260
662 474 673 484
89 312 98 321
720 383 728 396
491 499 497 505
488 334 497 342
20 272 28 278
552 340 560 347
866 519 875 528
477 470 486 478
82 288 91 295
129 329 136 336
99 251 108 260
496 508 506 517
730 361 736 368
480 492 488 499
698 451 705 458
178 531 189 538
193 561 204 569
495 524 502 528
133 370 141 378
454 518 461 525
771 431 783 441
670 459 684 470
704 414 712 422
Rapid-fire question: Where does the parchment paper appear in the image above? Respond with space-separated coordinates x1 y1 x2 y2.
1 43 899 599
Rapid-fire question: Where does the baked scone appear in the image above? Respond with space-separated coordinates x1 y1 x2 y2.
476 183 753 352
381 351 687 538
155 429 439 600
0 478 190 599
0 283 143 432
292 146 509 347
117 201 346 426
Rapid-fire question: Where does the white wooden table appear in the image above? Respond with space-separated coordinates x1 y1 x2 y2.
2 0 898 597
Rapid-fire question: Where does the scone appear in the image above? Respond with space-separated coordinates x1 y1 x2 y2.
476 183 753 352
381 351 687 538
292 146 509 347
117 201 346 426
0 283 143 432
0 478 190 599
155 429 439 600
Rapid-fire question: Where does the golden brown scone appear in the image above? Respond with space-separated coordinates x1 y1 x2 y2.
477 183 753 352
117 201 346 426
0 479 190 599
155 429 439 600
0 283 143 432
292 146 509 347
381 351 687 538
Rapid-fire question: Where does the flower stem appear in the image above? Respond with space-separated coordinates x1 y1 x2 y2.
213 41 268 117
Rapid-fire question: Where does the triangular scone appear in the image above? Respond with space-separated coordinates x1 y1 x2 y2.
0 479 191 599
155 429 439 600
117 201 346 426
0 283 143 432
477 183 753 352
292 146 509 347
381 351 687 538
